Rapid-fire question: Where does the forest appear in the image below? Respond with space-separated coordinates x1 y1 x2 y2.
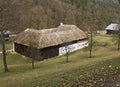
0 0 120 33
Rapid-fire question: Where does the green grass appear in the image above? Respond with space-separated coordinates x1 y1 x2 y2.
0 35 120 87
6 53 32 65
0 42 13 51
93 35 112 42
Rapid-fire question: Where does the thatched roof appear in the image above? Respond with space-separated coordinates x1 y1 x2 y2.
15 25 88 48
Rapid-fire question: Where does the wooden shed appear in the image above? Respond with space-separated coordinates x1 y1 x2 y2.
0 30 11 41
14 25 88 61
105 23 120 34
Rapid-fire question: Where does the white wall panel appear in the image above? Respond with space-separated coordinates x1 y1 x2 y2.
59 41 88 56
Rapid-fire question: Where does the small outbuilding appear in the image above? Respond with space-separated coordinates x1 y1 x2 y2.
0 30 12 41
105 23 120 34
14 25 88 61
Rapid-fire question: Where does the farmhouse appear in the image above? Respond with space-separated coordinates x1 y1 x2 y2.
14 25 88 61
105 23 120 34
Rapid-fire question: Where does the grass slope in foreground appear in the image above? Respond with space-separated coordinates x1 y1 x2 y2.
0 35 120 87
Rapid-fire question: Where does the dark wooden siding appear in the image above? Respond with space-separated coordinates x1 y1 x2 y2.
14 38 88 61
14 43 31 58
14 43 59 61
40 46 59 60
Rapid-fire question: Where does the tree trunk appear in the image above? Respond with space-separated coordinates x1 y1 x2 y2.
118 29 120 50
66 51 68 63
65 46 69 62
1 30 9 72
29 32 35 69
32 58 34 69
118 0 120 50
89 31 93 58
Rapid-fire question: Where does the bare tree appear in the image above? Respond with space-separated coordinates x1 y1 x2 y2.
0 0 17 72
0 0 10 72
57 26 70 62
0 29 9 72
118 0 120 50
59 39 70 63
28 31 35 69
89 30 93 58
118 27 120 50
64 43 69 63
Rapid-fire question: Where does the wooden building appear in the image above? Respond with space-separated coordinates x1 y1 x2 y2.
105 23 120 34
14 25 88 61
0 30 11 41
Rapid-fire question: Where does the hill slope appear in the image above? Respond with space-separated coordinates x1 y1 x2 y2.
0 35 120 87
0 0 120 33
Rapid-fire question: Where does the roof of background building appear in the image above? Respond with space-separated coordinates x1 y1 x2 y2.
0 30 12 35
105 23 120 30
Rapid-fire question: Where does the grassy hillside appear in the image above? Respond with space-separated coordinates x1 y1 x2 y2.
0 35 120 87
0 0 120 33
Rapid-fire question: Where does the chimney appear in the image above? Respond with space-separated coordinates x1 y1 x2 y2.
60 22 63 26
